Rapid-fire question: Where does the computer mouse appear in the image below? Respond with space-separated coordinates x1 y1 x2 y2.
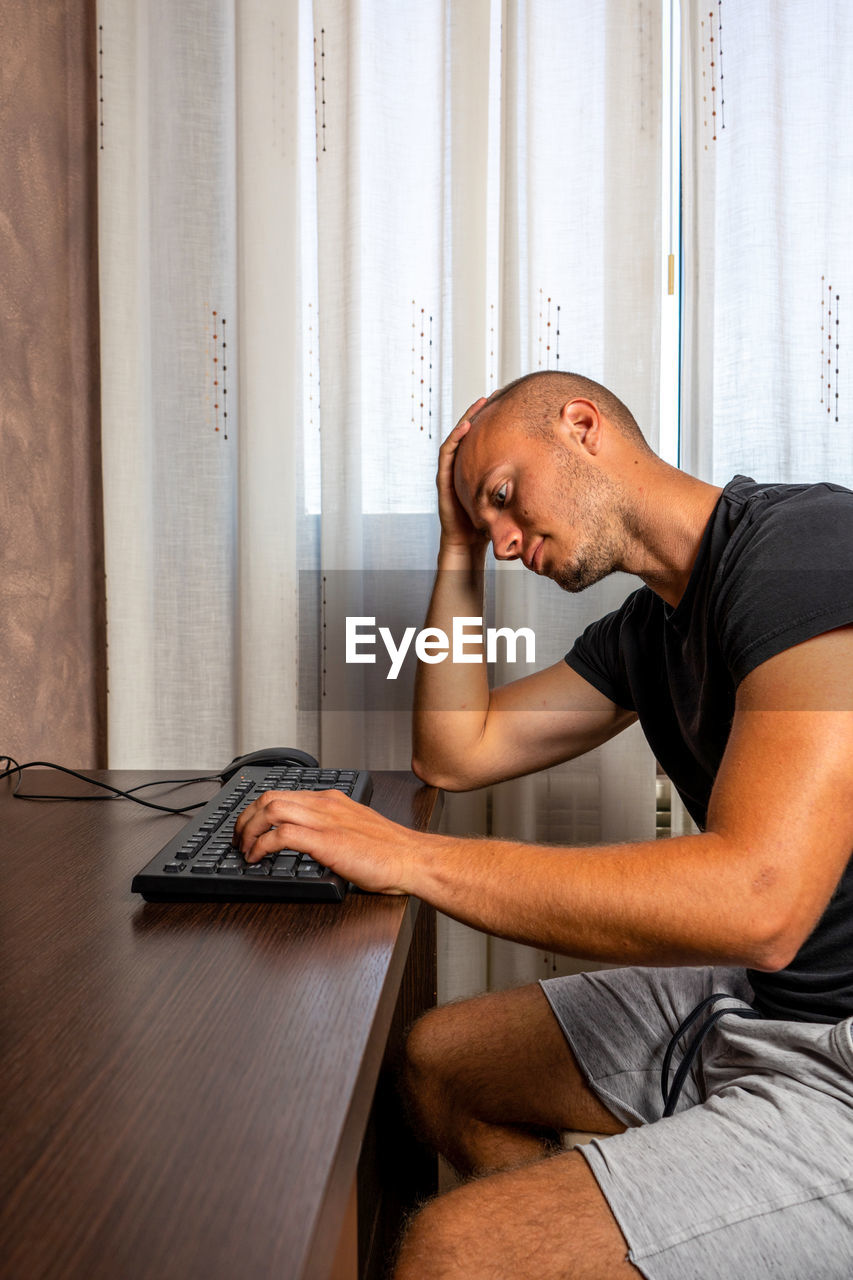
220 747 320 783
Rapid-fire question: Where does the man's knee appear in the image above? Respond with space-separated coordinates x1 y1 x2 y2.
405 1002 457 1079
393 1190 473 1280
402 985 561 1131
402 1004 461 1128
393 1154 641 1280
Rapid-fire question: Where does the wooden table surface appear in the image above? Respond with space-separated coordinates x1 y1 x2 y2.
0 769 440 1280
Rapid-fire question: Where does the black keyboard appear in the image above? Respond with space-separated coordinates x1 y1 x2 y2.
131 764 373 902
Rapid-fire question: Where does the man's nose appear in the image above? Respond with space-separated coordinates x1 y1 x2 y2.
492 517 521 561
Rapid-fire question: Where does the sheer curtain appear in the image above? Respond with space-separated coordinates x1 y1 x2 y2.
681 0 853 488
97 0 662 1000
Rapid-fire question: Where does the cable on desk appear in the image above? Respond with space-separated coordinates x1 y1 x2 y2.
0 756 220 815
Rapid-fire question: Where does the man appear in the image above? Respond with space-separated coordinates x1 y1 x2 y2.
236 372 853 1279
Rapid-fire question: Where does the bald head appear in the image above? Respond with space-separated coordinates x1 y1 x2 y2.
468 370 651 452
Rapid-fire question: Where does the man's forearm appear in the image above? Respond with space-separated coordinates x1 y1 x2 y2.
236 789 801 971
411 542 492 783
399 829 792 972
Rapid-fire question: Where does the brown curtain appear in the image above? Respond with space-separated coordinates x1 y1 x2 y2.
0 0 106 767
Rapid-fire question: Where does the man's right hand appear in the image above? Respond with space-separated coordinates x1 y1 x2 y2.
415 393 636 792
436 397 489 553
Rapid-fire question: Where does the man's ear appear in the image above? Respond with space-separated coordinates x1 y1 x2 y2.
558 399 602 454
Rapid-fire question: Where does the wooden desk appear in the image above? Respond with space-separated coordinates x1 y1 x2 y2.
0 770 440 1280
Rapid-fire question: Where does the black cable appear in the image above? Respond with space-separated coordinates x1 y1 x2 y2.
0 757 221 815
660 991 730 1105
661 992 763 1117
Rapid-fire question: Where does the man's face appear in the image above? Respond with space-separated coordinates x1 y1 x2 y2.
453 408 628 593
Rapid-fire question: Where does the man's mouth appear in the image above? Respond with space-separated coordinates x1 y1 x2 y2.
526 539 545 573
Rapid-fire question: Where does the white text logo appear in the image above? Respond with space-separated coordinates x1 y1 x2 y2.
345 616 536 679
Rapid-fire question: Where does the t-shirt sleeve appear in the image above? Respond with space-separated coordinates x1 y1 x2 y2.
564 593 645 712
715 483 853 686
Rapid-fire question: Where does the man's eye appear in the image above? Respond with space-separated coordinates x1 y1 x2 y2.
494 483 508 507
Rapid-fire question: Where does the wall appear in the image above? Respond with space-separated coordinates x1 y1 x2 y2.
0 0 106 766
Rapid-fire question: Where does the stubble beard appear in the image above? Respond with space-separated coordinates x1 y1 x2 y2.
548 449 631 594
552 549 616 594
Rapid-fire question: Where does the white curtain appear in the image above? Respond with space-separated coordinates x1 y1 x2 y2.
681 0 853 488
97 0 661 1001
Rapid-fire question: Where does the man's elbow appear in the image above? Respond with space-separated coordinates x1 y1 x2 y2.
747 936 799 974
411 754 478 791
411 754 440 786
706 836 815 972
742 905 808 973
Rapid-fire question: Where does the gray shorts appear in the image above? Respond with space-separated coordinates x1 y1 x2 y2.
540 965 853 1280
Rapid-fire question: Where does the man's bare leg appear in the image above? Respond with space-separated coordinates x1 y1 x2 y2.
402 983 625 1177
396 984 641 1279
394 1147 642 1279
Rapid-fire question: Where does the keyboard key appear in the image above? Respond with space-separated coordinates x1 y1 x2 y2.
273 855 299 873
164 862 186 873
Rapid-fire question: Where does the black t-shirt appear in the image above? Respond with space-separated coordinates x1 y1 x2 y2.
565 475 853 1023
